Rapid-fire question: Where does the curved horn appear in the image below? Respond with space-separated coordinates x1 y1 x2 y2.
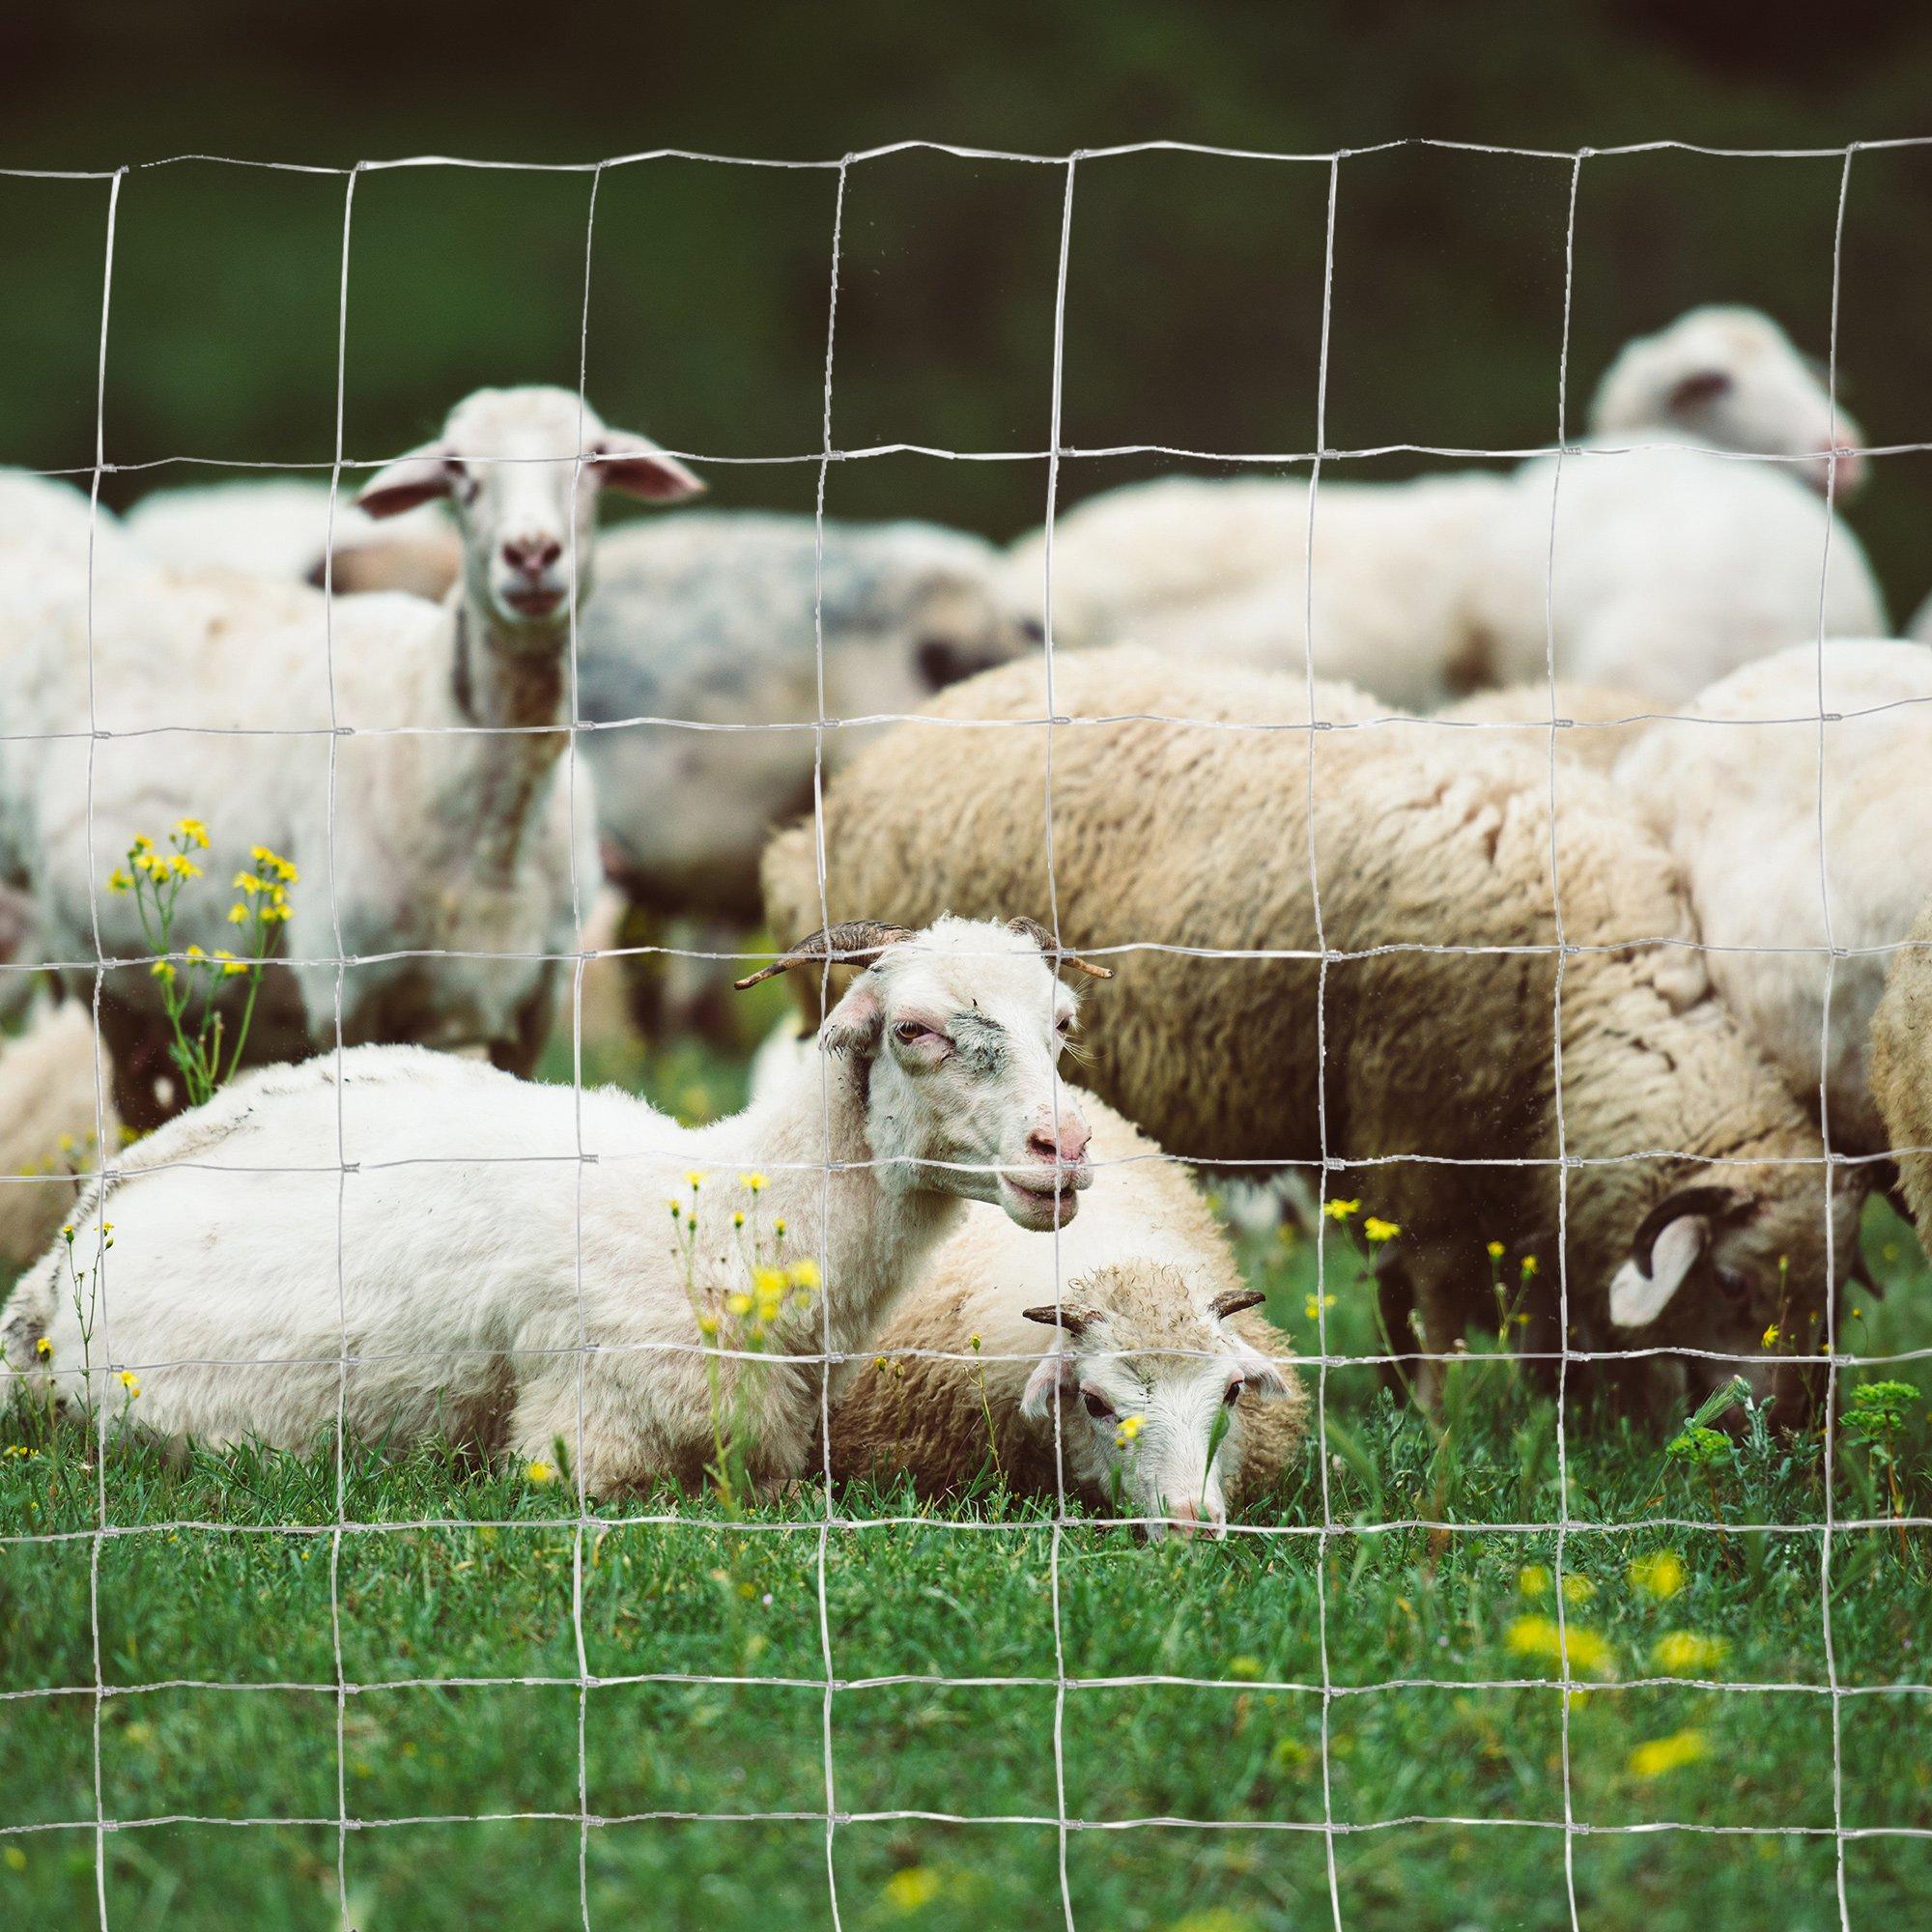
1006 915 1114 981
1020 1304 1092 1337
733 923 916 991
1630 1185 1744 1277
1208 1288 1267 1321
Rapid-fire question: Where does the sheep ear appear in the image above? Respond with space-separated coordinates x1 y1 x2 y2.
589 433 704 503
1020 1350 1076 1420
1609 1214 1710 1327
1230 1339 1291 1399
355 442 455 520
1667 368 1732 415
819 979 883 1059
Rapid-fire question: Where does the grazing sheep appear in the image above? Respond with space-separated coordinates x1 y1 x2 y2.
1588 305 1867 498
2 918 1099 1490
123 478 464 600
0 386 701 1128
1871 900 1932 1232
827 1086 1305 1535
765 647 1858 1422
0 998 122 1277
1008 305 1884 709
1614 639 1932 1155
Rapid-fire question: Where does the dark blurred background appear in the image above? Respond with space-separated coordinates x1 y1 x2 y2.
3 0 1929 612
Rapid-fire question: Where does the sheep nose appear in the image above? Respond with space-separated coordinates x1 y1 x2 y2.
1027 1116 1090 1167
1168 1497 1227 1541
501 535 563 576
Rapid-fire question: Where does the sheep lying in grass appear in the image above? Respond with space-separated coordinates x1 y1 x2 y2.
0 386 700 1128
826 1085 1305 1536
765 647 1858 1423
1 918 1099 1492
123 478 462 599
1009 305 1882 709
1615 639 1932 1156
1871 901 1932 1233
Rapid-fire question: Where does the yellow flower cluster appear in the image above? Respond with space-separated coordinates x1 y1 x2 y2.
1651 1630 1727 1675
1322 1197 1361 1221
1114 1412 1144 1450
1627 1550 1685 1600
1362 1215 1401 1244
1628 1728 1707 1778
1504 1614 1614 1678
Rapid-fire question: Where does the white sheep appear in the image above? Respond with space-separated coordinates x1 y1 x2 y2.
1588 305 1867 498
765 646 1861 1424
1870 900 1932 1235
1613 638 1932 1154
1007 305 1884 710
2 918 1100 1491
0 386 701 1128
825 1085 1306 1537
1909 592 1932 646
123 478 462 599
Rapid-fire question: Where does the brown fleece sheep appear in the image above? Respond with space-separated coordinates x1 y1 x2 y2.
1871 899 1932 1235
827 1089 1306 1532
765 646 1854 1422
1435 682 1656 773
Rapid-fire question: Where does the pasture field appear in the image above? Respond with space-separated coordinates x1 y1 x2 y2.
3 1014 1929 1931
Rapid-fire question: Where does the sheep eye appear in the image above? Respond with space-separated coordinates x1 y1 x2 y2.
1715 1267 1749 1305
1081 1390 1114 1422
1223 1379 1244 1407
893 1020 931 1046
1054 1013 1073 1036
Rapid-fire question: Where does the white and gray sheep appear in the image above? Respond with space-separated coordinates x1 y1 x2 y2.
1 918 1098 1491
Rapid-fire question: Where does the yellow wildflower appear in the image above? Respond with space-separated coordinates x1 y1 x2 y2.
117 1370 140 1398
740 1172 768 1193
1761 1324 1781 1349
130 834 154 854
731 1209 745 1230
788 1258 822 1293
1363 1216 1401 1243
104 867 133 895
1487 1239 1506 1261
1628 1550 1686 1601
1628 1728 1707 1778
1518 1564 1551 1598
167 853 201 879
1520 1255 1540 1277
1505 1614 1614 1677
1322 1198 1360 1221
1304 1293 1337 1321
526 1459 556 1485
227 903 249 924
1562 1573 1595 1605
35 1336 52 1359
214 950 248 977
772 1218 786 1242
3 1845 23 1872
150 959 176 983
235 871 262 895
1652 1630 1727 1675
696 1314 719 1337
725 1292 753 1318
174 817 210 849
882 1866 942 1913
185 944 206 961
1226 1655 1262 1680
684 1171 703 1190
1115 1414 1144 1448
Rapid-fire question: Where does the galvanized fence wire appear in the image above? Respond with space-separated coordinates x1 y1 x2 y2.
0 138 1924 1931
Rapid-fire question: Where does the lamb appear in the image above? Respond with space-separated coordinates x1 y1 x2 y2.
1870 900 1932 1232
825 1084 1306 1535
1614 639 1932 1156
0 385 702 1129
123 478 463 600
1006 304 1883 710
764 646 1859 1424
1 917 1099 1491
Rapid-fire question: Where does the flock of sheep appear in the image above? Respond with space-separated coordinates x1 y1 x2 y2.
1 300 1929 1536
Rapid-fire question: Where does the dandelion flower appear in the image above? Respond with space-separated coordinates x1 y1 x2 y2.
1363 1215 1401 1243
1520 1255 1539 1277
526 1459 556 1485
116 1370 140 1398
1651 1630 1727 1675
788 1259 822 1293
1115 1414 1144 1448
1628 1728 1707 1778
35 1336 52 1359
1487 1239 1506 1261
1627 1550 1685 1600
1322 1197 1361 1221
740 1172 768 1193
684 1171 703 1191
1519 1565 1552 1598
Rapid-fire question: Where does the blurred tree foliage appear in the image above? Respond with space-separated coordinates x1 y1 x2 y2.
2 0 1928 611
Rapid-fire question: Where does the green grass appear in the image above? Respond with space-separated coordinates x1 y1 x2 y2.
3 1008 1930 1931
